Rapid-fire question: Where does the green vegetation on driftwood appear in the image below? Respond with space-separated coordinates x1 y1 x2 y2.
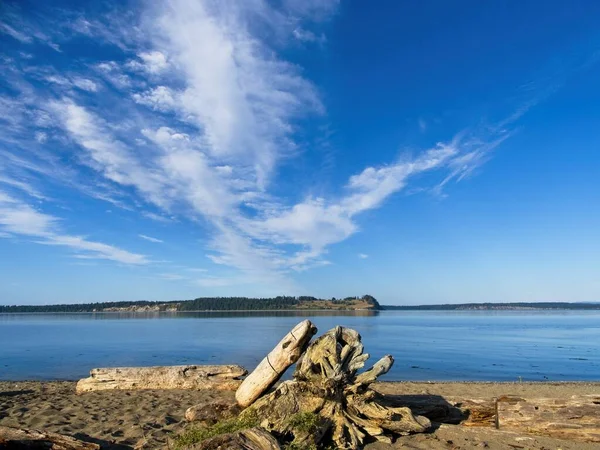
175 410 261 449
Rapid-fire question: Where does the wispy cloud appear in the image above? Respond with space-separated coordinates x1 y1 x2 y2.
139 234 163 243
358 253 368 259
0 0 553 291
0 192 148 264
159 273 185 280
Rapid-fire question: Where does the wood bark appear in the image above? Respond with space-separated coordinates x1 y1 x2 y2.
236 320 317 407
0 425 100 449
185 400 241 423
239 326 430 449
76 364 247 393
190 427 281 450
496 395 600 443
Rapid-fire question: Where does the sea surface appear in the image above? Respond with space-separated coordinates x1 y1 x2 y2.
0 310 599 382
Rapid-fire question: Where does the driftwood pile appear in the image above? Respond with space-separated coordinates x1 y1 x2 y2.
231 320 431 449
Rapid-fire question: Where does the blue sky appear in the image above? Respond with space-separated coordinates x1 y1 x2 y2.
1 0 599 305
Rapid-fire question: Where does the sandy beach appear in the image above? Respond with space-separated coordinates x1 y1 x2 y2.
1 381 599 449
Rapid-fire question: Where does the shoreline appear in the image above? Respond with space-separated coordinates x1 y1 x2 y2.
3 379 600 384
3 308 600 315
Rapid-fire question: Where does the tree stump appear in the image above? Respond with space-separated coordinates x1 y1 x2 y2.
238 325 430 449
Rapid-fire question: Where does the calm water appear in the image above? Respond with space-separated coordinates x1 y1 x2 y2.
0 310 599 382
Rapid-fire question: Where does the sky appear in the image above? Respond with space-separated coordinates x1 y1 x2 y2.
1 0 599 305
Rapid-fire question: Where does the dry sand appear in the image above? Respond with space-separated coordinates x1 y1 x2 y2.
1 381 599 449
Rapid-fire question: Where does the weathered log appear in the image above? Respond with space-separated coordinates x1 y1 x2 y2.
76 364 247 393
190 427 281 450
240 326 431 449
0 425 100 449
497 395 600 443
236 320 317 407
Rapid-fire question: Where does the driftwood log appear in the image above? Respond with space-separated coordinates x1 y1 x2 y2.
236 319 317 407
76 364 247 393
497 395 600 443
0 425 100 449
237 325 430 449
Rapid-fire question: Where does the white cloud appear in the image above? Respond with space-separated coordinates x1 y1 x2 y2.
0 0 525 289
137 51 169 73
45 75 99 92
159 273 185 280
0 193 147 264
139 234 163 243
132 86 177 111
283 0 340 21
73 78 99 92
152 0 322 185
292 28 325 44
95 61 132 88
0 22 33 43
0 175 46 200
143 211 173 223
358 253 368 259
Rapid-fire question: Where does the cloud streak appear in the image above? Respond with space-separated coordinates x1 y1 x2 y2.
0 192 148 265
139 234 163 243
0 0 536 290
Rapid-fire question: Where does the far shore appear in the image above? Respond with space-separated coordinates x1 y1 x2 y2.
2 307 600 314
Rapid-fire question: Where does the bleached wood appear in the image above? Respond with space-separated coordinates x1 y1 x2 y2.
76 364 247 393
240 326 430 449
0 425 100 449
235 319 317 407
497 395 600 443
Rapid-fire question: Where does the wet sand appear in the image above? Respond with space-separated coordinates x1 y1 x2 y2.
1 381 599 449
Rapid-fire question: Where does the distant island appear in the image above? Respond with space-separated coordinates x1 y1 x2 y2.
0 295 382 313
1 297 599 313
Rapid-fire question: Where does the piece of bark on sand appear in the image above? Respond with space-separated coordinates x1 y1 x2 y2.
0 425 100 449
236 319 317 408
76 364 247 393
238 325 430 449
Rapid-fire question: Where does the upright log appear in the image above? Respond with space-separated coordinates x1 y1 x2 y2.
76 364 247 393
236 320 317 407
0 426 100 449
497 395 600 443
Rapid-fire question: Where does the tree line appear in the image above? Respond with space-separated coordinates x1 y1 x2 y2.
0 295 381 313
